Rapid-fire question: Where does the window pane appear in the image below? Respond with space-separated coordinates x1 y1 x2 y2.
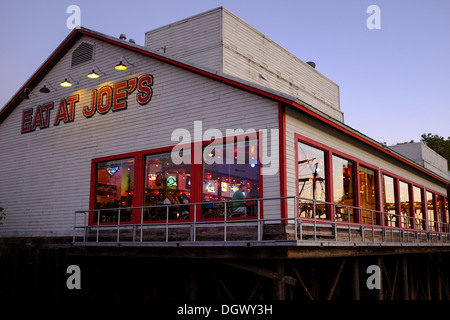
413 186 425 230
95 158 134 222
383 175 397 227
426 191 436 231
359 166 377 224
202 140 259 218
144 151 191 221
332 156 354 222
399 181 412 228
437 195 444 231
298 142 327 219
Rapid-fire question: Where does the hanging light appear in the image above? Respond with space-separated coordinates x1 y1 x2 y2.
39 85 50 93
87 69 100 79
19 88 31 99
115 60 127 71
60 78 72 87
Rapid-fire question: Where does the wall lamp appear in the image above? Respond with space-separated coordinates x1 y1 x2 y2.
115 56 134 71
87 65 104 79
60 75 78 88
19 88 31 99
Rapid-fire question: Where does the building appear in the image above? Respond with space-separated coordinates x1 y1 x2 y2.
0 7 449 300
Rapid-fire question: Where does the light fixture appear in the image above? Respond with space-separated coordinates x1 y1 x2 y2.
87 69 100 79
115 60 127 71
60 78 72 87
39 85 50 93
19 88 31 99
115 56 133 71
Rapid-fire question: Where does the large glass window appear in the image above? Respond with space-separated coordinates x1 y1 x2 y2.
413 186 425 230
399 181 412 229
298 142 327 219
94 158 134 222
383 175 397 227
359 166 377 224
332 156 355 222
437 195 444 232
144 151 191 221
426 191 436 231
202 139 259 218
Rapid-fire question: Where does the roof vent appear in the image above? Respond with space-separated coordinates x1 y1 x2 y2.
71 42 94 67
119 34 127 40
306 61 316 68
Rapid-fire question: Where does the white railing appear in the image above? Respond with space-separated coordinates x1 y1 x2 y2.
73 196 450 246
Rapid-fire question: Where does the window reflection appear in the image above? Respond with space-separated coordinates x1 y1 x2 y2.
202 139 259 218
383 175 397 227
399 181 412 228
437 195 444 232
144 151 191 221
332 156 354 222
359 166 377 224
95 158 134 222
426 191 436 231
413 186 425 230
298 142 327 219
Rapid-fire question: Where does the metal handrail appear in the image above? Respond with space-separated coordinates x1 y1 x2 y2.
73 196 450 245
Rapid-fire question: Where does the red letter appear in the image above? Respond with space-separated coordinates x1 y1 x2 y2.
112 80 128 112
66 95 79 122
97 86 112 114
54 99 69 126
21 108 33 133
83 89 97 118
32 105 44 131
42 102 54 128
136 75 153 105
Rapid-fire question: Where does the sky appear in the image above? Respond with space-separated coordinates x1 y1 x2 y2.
0 0 449 145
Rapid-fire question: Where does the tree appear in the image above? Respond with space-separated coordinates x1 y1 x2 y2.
420 133 450 170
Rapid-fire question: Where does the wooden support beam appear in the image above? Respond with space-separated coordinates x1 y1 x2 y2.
247 277 263 300
220 261 297 286
351 258 360 300
211 271 235 300
326 259 346 300
289 260 314 300
400 255 409 300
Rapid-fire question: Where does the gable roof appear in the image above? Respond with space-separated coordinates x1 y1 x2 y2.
0 27 448 185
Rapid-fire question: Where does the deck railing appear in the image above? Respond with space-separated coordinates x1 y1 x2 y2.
73 196 450 246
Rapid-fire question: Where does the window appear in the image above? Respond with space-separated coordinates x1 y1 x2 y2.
202 139 259 218
94 158 134 223
332 156 355 222
399 181 412 229
144 151 191 221
383 175 397 227
413 186 425 230
359 166 377 224
426 191 436 231
298 142 327 219
437 195 445 232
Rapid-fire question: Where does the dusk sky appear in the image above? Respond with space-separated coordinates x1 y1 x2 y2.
1 0 449 145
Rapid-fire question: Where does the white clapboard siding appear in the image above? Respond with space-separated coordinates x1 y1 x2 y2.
285 107 447 218
145 7 223 72
144 7 343 123
0 35 281 237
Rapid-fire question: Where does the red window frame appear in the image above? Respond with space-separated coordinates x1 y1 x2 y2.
88 135 264 225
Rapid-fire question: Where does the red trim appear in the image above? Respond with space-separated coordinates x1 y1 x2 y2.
278 104 287 221
88 134 264 225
